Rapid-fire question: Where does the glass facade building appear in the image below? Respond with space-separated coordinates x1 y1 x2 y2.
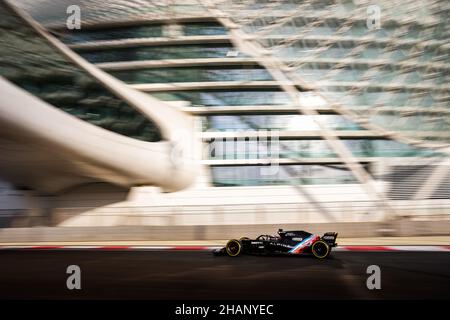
14 0 449 191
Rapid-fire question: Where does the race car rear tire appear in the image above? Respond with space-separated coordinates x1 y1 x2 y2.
226 239 242 257
311 240 330 259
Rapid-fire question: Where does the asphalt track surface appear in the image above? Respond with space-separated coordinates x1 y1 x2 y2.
0 250 449 299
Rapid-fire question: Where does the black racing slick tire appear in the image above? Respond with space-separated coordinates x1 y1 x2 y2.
226 239 242 257
239 237 250 241
311 240 330 259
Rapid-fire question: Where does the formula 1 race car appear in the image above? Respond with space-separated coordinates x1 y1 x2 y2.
213 229 338 259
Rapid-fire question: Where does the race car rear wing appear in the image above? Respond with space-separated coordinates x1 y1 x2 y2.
321 232 338 247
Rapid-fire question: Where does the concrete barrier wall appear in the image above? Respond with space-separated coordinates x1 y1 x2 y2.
0 220 449 242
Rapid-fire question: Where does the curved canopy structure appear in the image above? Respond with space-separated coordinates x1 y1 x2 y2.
0 1 200 194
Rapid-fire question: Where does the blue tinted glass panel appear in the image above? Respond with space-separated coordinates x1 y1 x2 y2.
202 115 364 131
55 25 163 44
78 44 241 63
211 165 360 186
110 67 272 83
151 90 291 106
183 22 227 36
344 140 442 157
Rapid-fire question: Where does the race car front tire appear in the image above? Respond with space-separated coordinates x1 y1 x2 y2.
311 240 330 259
226 239 242 257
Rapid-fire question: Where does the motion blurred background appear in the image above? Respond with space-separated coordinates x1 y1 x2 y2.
0 0 449 243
